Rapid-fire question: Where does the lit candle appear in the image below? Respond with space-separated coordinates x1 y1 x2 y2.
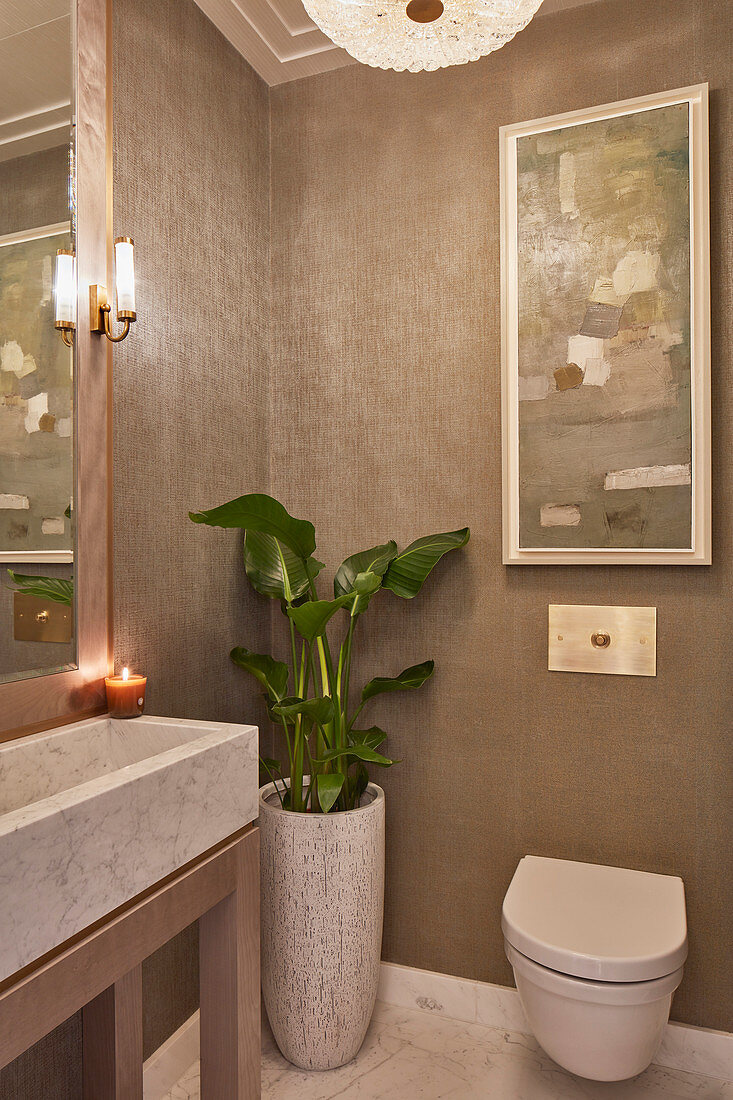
105 666 147 718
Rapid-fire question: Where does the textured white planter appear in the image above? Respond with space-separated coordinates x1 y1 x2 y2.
259 780 385 1070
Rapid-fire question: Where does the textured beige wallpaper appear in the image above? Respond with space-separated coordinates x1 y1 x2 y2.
111 0 272 1063
269 0 733 1031
0 145 70 237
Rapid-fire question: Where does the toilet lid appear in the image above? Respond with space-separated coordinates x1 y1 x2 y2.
501 856 687 982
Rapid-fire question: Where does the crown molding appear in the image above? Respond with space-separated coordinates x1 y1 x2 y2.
0 102 71 163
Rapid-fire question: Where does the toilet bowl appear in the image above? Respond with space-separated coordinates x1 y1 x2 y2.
502 856 687 1082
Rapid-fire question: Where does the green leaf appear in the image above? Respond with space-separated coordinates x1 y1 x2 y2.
350 726 388 752
272 695 335 726
347 570 383 618
243 530 324 603
286 595 351 642
7 570 73 606
230 647 289 701
189 493 316 560
316 744 396 767
383 528 470 599
317 772 345 813
361 659 434 703
265 694 299 723
334 541 398 598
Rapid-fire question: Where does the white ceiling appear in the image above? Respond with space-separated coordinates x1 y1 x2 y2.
0 0 72 164
194 0 605 87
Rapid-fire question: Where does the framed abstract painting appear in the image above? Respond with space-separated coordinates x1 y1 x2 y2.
500 85 711 565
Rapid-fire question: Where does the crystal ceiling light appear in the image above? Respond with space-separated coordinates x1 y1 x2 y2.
302 0 543 72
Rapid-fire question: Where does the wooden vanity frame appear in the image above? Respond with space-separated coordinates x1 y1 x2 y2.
0 826 261 1097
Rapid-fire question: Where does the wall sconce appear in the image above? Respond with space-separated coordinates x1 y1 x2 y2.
54 249 76 348
90 237 137 343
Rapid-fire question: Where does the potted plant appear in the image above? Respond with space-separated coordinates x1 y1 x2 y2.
190 493 469 1070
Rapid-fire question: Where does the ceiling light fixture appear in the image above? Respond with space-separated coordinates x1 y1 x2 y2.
302 0 543 72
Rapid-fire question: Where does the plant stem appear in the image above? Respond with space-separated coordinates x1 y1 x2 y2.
291 730 304 813
280 716 295 809
259 758 287 805
347 701 365 733
289 617 299 688
341 617 356 723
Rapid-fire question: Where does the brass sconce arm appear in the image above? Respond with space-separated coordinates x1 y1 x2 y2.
89 284 136 343
102 307 131 343
56 324 75 348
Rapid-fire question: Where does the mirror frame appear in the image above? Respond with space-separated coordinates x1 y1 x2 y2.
0 0 111 741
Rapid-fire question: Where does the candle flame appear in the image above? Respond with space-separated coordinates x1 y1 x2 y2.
122 667 129 681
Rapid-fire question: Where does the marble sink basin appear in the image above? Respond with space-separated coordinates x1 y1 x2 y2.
0 714 258 983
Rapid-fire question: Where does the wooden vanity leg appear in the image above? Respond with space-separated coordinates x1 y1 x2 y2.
82 963 143 1099
199 829 261 1099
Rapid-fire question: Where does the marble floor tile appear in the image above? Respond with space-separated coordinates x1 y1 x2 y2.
163 1001 733 1100
163 1059 199 1100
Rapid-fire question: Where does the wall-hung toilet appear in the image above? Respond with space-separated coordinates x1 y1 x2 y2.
502 856 687 1082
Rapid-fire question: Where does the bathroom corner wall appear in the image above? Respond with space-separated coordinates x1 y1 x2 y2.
111 0 272 1060
269 0 733 1032
112 0 271 731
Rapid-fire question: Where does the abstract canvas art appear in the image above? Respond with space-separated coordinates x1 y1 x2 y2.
0 224 74 562
500 86 710 564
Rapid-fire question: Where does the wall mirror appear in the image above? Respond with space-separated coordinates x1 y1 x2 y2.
0 0 110 737
0 0 76 685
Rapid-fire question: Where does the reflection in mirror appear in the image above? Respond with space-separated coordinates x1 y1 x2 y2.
0 0 76 684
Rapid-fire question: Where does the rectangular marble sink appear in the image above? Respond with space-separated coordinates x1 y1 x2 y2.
0 714 258 983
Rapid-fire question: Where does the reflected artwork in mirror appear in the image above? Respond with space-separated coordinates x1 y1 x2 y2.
0 0 76 684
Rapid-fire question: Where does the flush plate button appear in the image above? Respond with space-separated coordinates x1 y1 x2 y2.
549 605 656 677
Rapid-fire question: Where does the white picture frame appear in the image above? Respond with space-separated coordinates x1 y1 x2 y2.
500 84 711 565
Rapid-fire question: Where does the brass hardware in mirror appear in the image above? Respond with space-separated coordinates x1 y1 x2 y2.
14 593 73 644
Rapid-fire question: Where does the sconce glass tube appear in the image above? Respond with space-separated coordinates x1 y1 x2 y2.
54 249 76 346
114 237 136 320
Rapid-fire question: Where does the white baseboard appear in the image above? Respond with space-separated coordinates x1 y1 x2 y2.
142 963 733 1094
378 960 529 1032
378 962 733 1083
143 1010 199 1100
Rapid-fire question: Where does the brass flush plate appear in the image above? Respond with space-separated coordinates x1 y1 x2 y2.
14 593 73 643
549 605 656 677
